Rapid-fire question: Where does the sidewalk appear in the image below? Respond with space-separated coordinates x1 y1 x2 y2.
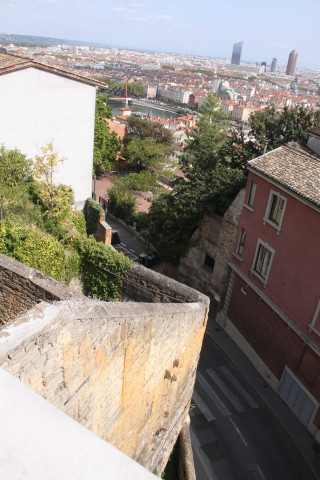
205 315 320 479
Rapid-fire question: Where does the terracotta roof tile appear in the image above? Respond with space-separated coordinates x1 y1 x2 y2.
248 142 320 208
0 52 106 88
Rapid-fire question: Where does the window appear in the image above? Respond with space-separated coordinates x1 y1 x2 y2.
264 190 287 232
236 228 246 257
246 181 256 209
251 239 275 284
203 254 215 273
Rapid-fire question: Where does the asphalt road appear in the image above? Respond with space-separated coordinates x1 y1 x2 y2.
190 334 309 480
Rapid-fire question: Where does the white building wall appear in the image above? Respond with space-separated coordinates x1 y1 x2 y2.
0 67 96 205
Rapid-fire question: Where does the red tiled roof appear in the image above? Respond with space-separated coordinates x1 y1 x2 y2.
0 52 106 88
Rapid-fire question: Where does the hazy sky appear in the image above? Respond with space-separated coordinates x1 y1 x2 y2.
1 0 319 70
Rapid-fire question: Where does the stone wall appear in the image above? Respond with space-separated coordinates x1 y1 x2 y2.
177 189 245 307
0 253 79 326
0 255 209 474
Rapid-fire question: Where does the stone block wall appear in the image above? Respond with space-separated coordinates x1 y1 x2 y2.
0 256 209 474
177 189 245 303
0 253 79 326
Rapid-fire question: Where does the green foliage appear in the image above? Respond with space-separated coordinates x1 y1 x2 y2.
180 93 230 179
108 185 136 222
123 116 173 172
161 442 179 480
125 116 174 147
125 138 165 170
162 65 175 71
223 104 320 169
0 221 74 282
70 210 87 235
144 93 245 264
85 199 103 235
147 167 245 264
114 171 158 192
94 94 121 172
79 237 132 301
0 145 32 187
106 81 143 97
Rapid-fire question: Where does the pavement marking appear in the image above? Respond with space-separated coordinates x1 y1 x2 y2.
219 365 259 409
197 372 231 417
206 368 246 413
190 427 219 480
192 389 216 422
256 464 266 480
228 417 248 447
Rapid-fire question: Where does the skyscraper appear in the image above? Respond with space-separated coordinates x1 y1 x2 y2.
270 58 277 72
286 50 298 76
231 41 243 65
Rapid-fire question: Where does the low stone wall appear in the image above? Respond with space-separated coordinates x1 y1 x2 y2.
123 264 209 305
0 255 209 475
0 253 79 326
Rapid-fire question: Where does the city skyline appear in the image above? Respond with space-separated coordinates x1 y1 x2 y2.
1 0 319 70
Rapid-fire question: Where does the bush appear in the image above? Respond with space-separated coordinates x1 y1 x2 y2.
108 185 136 223
114 171 158 192
79 237 132 301
0 221 73 282
85 199 103 235
70 210 87 235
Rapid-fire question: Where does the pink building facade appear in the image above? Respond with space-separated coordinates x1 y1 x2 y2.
217 131 320 440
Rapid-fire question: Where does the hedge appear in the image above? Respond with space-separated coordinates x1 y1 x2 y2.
79 236 132 301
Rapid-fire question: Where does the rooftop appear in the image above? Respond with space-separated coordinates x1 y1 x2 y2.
0 51 106 88
248 142 320 209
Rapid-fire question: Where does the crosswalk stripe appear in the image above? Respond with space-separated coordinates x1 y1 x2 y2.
197 371 231 417
206 368 246 413
219 365 259 409
192 389 216 422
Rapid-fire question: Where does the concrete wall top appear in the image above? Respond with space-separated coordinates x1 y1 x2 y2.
0 367 156 480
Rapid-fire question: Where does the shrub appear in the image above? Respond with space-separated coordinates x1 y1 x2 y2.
85 199 104 235
0 221 71 282
70 210 87 235
79 236 132 301
108 185 136 222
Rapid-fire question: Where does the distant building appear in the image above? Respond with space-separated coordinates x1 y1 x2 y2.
271 57 277 72
143 85 157 99
286 50 298 76
231 41 243 65
211 78 221 92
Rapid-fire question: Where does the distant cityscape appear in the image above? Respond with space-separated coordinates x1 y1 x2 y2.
1 34 319 126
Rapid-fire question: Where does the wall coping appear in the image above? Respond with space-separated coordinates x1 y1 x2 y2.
0 253 80 301
0 367 156 480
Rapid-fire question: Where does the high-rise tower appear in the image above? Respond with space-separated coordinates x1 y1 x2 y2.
270 58 277 72
286 50 298 76
231 41 243 65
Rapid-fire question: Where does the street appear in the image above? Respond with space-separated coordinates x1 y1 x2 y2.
191 334 311 480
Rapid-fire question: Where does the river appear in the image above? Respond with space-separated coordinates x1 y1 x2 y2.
108 99 178 120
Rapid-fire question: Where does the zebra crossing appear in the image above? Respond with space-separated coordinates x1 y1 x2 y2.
192 365 258 422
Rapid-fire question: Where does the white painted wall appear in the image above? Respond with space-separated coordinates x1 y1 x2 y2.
0 368 156 480
0 67 96 205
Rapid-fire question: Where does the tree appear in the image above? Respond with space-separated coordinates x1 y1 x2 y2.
94 94 121 172
143 94 245 264
33 141 66 212
124 115 173 147
125 137 165 170
180 93 230 179
223 104 320 169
